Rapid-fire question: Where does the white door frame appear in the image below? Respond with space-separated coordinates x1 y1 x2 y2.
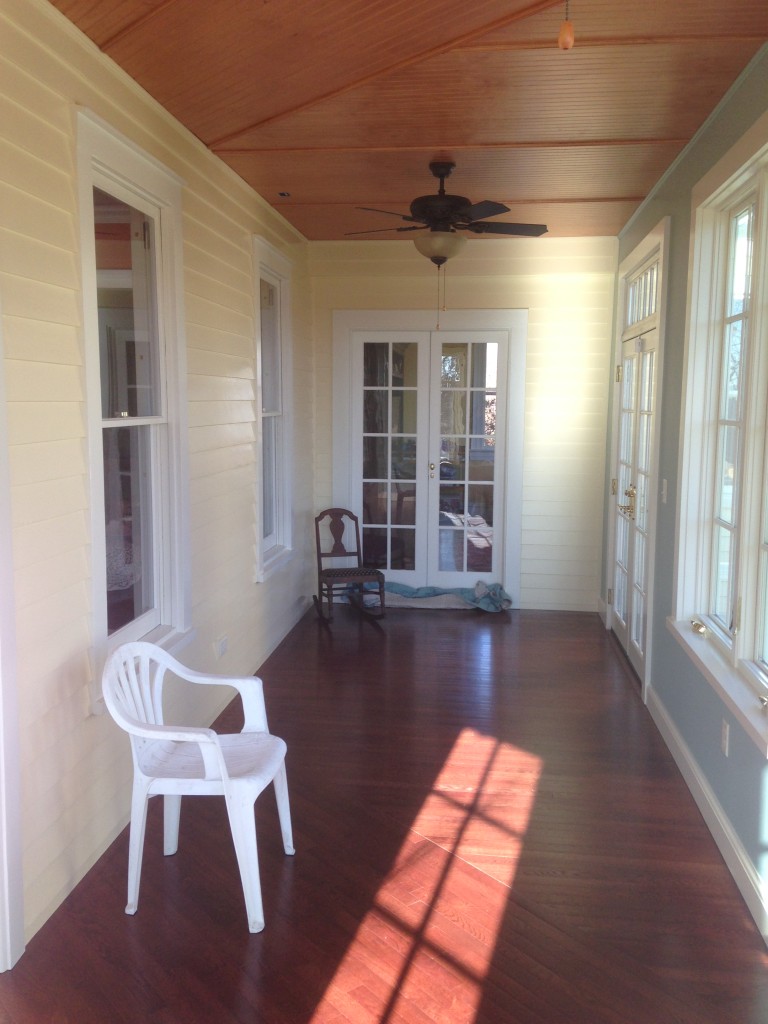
0 302 25 969
605 220 669 699
332 309 527 603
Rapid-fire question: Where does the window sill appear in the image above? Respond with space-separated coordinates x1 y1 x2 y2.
256 545 293 583
667 616 768 756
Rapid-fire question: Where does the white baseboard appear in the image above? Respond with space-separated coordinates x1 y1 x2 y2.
647 687 767 946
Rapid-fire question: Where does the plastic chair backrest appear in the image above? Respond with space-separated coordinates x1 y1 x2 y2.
102 641 181 731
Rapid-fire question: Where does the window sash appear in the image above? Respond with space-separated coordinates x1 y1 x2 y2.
708 201 754 642
254 240 293 578
78 109 189 677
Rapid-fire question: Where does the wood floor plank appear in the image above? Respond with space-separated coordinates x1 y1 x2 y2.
0 608 766 1023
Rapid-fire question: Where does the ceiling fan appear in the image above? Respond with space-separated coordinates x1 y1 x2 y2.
350 161 547 264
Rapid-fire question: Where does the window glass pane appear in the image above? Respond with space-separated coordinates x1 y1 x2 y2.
727 206 753 317
260 279 281 414
262 417 276 539
715 425 738 524
721 320 744 420
104 426 153 634
94 187 160 419
712 524 733 627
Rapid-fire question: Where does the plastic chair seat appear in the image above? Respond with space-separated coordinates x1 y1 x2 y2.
138 732 287 785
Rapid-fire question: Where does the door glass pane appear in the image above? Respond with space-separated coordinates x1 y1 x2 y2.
362 527 387 568
363 482 387 525
392 390 417 433
364 343 389 386
439 528 462 571
438 341 497 574
393 342 417 387
104 426 153 634
441 391 466 434
363 437 388 478
441 441 465 480
441 344 468 387
362 341 418 570
94 188 160 419
392 437 415 479
363 390 388 433
391 528 415 569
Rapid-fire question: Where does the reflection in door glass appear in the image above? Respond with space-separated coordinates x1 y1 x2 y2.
362 341 418 569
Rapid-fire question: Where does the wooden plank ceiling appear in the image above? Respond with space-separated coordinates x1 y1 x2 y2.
51 0 768 239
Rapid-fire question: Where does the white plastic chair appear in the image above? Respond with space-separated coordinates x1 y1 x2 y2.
102 641 294 933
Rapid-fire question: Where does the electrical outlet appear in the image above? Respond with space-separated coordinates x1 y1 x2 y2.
213 635 228 659
721 719 730 757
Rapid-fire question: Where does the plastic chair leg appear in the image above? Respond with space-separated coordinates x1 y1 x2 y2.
224 789 265 933
125 781 151 915
273 765 295 856
163 794 181 855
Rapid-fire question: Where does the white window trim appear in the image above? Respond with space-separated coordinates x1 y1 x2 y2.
253 237 293 581
671 113 768 754
0 298 25 969
77 111 191 708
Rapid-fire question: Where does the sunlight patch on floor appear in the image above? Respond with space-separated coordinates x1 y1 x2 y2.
310 728 542 1023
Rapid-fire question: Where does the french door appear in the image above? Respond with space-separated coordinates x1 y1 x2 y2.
612 328 658 679
333 311 526 595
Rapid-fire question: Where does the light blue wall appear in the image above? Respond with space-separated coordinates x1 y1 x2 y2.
616 45 768 901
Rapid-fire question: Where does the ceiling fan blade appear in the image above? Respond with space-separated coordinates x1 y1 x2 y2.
463 200 509 221
466 221 548 237
357 206 419 223
345 224 426 236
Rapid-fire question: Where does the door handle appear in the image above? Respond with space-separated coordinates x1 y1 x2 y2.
618 483 636 519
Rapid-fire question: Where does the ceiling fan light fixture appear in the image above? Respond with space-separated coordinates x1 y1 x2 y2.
413 230 467 266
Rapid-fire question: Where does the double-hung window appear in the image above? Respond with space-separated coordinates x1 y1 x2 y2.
674 133 768 747
254 238 292 579
78 113 189 666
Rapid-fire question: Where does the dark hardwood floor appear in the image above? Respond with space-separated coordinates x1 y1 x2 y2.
2 608 766 1023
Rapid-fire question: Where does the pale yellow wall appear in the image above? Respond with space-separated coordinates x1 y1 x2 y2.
309 237 618 610
1 0 315 939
